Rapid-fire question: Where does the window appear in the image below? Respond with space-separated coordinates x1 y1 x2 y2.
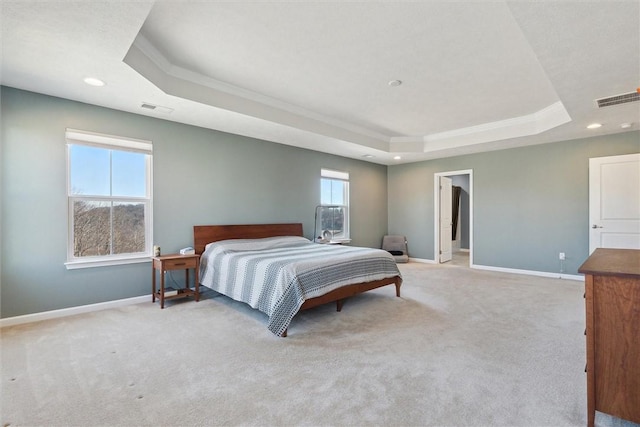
65 129 153 269
319 168 349 240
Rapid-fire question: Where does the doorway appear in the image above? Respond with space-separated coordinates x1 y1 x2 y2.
434 170 473 266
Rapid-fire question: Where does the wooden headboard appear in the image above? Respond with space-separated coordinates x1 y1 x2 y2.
193 223 304 255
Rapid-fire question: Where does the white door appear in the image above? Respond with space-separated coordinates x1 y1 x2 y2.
439 176 453 263
589 153 640 253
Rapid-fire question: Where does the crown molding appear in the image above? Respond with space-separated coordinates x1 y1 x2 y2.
390 101 570 153
126 35 571 156
125 35 390 151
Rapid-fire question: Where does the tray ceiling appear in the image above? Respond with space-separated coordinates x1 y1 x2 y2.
2 1 638 164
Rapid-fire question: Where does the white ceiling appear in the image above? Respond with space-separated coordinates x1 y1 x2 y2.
2 1 639 165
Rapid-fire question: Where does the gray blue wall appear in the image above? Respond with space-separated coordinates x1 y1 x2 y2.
388 132 639 274
2 85 639 319
0 87 388 318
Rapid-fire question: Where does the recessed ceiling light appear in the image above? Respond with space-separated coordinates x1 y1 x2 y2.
388 80 402 87
83 77 105 87
620 122 632 129
393 155 402 160
587 123 602 129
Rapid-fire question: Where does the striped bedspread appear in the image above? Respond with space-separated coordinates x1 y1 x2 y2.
199 236 401 336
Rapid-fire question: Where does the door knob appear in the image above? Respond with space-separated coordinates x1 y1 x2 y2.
592 224 604 229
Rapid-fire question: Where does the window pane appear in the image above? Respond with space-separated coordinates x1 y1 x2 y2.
69 145 110 196
320 207 344 235
333 208 344 236
73 200 111 257
321 179 332 205
331 181 344 205
112 151 147 197
113 202 145 254
322 178 346 205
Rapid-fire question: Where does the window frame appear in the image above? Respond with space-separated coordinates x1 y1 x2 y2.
65 129 153 270
320 168 350 241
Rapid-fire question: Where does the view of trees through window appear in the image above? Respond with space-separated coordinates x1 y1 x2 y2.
320 169 349 239
67 130 152 263
320 207 344 235
73 201 145 257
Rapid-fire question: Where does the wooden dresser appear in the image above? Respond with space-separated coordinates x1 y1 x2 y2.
578 248 640 427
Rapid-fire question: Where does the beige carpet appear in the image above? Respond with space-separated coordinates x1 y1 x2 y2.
1 262 638 427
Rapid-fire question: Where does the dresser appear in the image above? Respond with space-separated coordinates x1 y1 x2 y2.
578 248 640 427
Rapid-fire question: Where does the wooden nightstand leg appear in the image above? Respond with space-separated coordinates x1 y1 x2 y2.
152 264 156 303
195 261 200 302
160 268 165 309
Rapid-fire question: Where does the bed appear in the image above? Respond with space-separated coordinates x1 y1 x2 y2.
194 223 402 337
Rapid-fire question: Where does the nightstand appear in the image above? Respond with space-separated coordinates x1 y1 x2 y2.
152 254 200 309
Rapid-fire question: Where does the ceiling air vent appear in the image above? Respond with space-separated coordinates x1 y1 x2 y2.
140 102 174 114
596 91 640 108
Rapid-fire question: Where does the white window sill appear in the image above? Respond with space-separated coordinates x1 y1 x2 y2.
330 238 351 244
65 255 152 270
315 238 351 245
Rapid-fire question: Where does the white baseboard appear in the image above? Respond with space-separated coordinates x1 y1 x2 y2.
407 257 582 281
0 295 150 328
1 263 581 328
471 264 583 281
408 257 437 264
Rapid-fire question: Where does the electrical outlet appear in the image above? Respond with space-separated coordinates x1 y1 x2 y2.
559 252 566 260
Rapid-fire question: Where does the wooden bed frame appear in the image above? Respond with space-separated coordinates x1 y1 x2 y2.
193 223 402 337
